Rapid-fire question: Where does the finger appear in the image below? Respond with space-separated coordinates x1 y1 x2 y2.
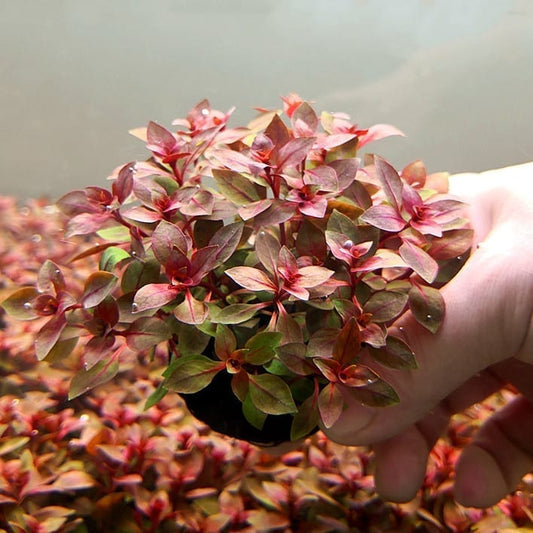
372 368 504 503
373 406 449 502
454 395 533 508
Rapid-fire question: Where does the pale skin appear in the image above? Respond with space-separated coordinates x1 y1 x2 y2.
322 161 533 508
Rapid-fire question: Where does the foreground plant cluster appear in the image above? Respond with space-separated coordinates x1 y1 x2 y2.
0 199 532 532
3 96 476 444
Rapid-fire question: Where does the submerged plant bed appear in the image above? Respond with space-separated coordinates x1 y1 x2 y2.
0 198 532 531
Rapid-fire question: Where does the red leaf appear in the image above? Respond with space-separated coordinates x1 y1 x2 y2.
255 230 281 274
82 271 118 309
360 204 406 232
38 260 66 293
332 317 361 365
298 265 334 288
36 313 67 360
338 364 379 387
151 221 188 264
318 383 343 428
133 283 179 313
225 266 276 292
174 291 208 325
291 101 319 136
238 199 273 221
84 335 116 370
399 240 439 283
275 137 316 170
313 358 340 382
146 121 177 156
358 124 405 148
264 113 291 150
208 222 244 263
374 156 403 212
112 162 135 203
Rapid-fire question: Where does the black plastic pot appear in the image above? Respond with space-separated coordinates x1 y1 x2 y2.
181 370 297 447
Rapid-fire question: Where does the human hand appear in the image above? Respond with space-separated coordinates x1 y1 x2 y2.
322 162 533 508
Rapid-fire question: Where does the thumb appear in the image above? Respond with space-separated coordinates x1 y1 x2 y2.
324 215 531 446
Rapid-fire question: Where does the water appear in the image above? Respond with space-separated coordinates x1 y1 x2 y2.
1 1 532 198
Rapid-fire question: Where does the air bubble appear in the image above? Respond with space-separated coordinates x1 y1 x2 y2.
31 234 42 243
11 399 19 406
195 184 201 189
23 302 32 310
201 108 209 116
426 314 433 320
342 240 353 249
131 250 137 256
398 326 405 332
132 303 139 313
80 414 89 422
30 429 39 437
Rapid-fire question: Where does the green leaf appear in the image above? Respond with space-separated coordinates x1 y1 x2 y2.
207 303 266 325
1 287 40 320
318 383 344 428
242 394 268 431
408 284 445 333
69 358 119 399
290 394 319 441
348 377 400 407
96 225 131 242
99 246 131 271
363 291 408 323
42 336 78 363
121 259 161 295
144 382 168 410
164 355 223 394
369 336 417 370
0 436 30 456
275 343 315 376
244 331 282 365
126 317 172 351
248 374 297 415
212 168 261 205
82 271 118 309
173 323 210 356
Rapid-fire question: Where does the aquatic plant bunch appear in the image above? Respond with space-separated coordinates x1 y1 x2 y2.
2 94 472 445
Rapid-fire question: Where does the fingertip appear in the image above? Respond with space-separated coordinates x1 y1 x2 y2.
373 427 429 503
454 444 508 508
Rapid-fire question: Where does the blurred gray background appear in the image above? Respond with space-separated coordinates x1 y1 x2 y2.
1 0 532 199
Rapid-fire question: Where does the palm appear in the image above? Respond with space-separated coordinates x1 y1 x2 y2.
323 162 533 507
